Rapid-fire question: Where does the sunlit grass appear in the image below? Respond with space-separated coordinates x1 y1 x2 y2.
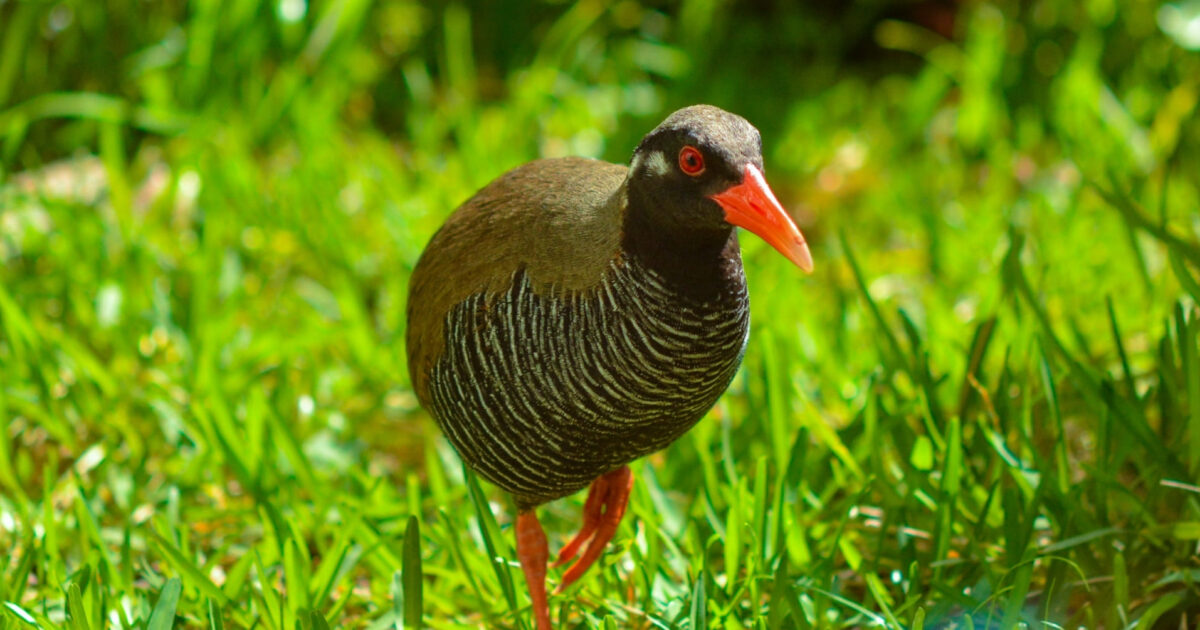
3 0 1200 628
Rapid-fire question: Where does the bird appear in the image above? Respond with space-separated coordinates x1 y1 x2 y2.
405 105 812 629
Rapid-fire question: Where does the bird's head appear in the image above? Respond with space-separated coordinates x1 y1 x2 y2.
627 105 813 273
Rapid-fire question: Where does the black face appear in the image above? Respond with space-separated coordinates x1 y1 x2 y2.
626 105 764 234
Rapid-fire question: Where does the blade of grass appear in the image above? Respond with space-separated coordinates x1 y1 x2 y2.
0 394 29 508
1176 304 1200 473
351 518 403 576
99 120 131 221
391 570 404 630
309 521 357 609
207 598 224 630
147 577 182 630
933 417 963 580
798 584 889 628
148 528 229 606
1106 296 1137 396
326 576 356 624
220 549 255 602
723 478 743 593
65 582 90 630
41 458 62 587
252 549 281 630
0 279 37 382
1090 180 1200 267
2 601 40 628
862 571 900 628
436 509 487 609
309 610 332 630
1170 252 1200 303
899 308 946 440
751 456 769 568
6 532 37 609
1110 551 1129 627
760 330 792 472
265 393 319 491
0 1 37 107
689 572 707 630
839 230 905 366
71 483 119 590
1133 591 1184 629
284 537 312 616
402 515 423 629
956 317 997 418
463 465 517 612
766 553 791 630
1038 347 1071 497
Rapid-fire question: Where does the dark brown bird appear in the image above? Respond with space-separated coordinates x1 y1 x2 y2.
406 105 812 629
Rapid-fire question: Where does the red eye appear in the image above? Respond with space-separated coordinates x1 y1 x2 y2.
678 146 705 176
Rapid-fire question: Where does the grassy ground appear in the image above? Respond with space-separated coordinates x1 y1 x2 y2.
2 0 1200 628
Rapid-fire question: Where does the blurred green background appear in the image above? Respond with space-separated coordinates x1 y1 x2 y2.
2 0 1200 628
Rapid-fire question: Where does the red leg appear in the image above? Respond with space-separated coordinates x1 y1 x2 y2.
554 466 634 594
551 474 609 568
516 511 552 630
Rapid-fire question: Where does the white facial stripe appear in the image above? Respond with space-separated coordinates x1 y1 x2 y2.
644 151 669 176
633 151 670 177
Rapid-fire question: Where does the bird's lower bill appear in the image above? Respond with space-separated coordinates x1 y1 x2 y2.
710 163 814 273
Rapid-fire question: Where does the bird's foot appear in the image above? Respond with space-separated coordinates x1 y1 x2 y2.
550 471 608 567
552 465 634 593
516 511 552 630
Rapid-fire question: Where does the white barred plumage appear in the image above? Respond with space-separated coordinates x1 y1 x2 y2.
427 253 750 507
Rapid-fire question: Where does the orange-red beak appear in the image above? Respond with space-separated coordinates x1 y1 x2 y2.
709 163 813 273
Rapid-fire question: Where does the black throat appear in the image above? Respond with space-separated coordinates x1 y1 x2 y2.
620 191 746 304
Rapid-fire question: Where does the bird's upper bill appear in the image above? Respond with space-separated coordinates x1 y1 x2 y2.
709 164 814 273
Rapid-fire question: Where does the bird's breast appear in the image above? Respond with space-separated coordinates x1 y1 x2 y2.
426 255 749 506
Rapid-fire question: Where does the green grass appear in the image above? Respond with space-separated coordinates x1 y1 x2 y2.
3 0 1200 628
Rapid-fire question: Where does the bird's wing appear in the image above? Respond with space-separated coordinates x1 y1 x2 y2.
405 157 628 401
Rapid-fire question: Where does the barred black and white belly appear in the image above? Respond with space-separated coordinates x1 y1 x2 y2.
427 255 750 506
